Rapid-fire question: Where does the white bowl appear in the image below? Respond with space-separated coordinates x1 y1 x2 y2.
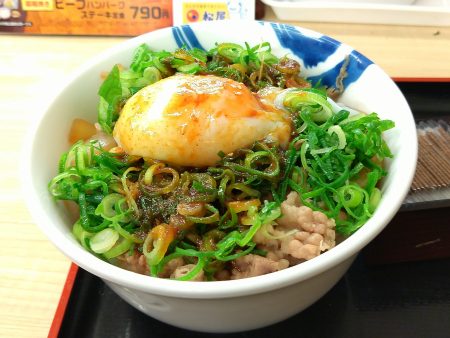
23 20 417 333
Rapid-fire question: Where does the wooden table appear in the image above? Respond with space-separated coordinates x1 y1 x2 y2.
1 9 450 337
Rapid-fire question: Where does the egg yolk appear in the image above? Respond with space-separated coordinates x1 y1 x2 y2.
113 74 291 167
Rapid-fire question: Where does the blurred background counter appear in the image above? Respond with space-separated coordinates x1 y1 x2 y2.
1 6 450 337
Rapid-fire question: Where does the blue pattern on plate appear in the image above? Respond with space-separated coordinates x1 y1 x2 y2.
170 22 372 90
308 50 373 89
270 22 372 89
270 23 340 68
172 27 185 49
172 26 204 50
307 59 347 88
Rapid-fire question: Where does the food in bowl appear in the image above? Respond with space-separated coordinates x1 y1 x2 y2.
48 40 395 281
25 21 417 332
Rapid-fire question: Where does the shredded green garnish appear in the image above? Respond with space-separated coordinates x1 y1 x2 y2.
284 108 394 234
49 41 395 281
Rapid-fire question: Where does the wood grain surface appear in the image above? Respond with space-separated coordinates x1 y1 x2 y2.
1 10 450 337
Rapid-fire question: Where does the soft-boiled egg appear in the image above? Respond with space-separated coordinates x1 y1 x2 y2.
113 74 292 167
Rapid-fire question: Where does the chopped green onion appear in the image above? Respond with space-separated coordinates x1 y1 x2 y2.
369 187 381 213
103 238 133 259
98 65 122 134
217 43 244 63
72 220 93 250
186 204 220 224
177 63 200 74
283 89 333 122
143 66 161 83
95 193 123 219
337 185 364 209
175 257 206 281
327 125 346 149
90 228 119 254
238 201 281 247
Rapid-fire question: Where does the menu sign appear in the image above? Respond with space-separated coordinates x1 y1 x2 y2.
0 0 172 35
172 0 255 25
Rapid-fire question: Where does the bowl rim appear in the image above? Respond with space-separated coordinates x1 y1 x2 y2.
22 20 418 299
